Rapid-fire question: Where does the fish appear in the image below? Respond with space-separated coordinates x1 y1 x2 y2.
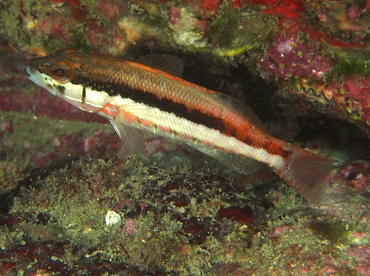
24 49 335 203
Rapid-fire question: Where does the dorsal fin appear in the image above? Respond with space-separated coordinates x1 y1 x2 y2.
213 93 266 131
136 55 184 77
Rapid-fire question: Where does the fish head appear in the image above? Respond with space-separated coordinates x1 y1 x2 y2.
24 51 110 113
25 55 73 96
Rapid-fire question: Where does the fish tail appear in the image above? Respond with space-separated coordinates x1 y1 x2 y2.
274 147 336 204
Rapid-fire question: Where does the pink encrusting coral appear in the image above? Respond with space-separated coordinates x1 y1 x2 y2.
316 76 370 124
258 33 332 79
97 0 125 19
30 130 117 168
0 89 106 123
330 160 370 193
122 218 136 235
343 76 370 122
1 0 370 275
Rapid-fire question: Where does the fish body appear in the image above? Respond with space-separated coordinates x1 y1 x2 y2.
25 50 335 203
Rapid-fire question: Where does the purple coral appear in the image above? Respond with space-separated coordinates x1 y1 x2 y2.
258 33 331 79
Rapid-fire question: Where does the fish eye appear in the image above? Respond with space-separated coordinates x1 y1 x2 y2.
51 68 65 77
50 60 72 83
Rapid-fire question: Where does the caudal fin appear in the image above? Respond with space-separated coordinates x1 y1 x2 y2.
274 148 336 204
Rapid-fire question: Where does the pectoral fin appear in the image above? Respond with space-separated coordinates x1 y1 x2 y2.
109 119 145 160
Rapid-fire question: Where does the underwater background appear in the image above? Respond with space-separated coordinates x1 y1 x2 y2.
1 0 370 274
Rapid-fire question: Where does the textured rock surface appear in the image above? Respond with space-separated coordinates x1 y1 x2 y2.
1 0 370 274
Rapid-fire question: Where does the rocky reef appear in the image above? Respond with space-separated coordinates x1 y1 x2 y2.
1 0 370 274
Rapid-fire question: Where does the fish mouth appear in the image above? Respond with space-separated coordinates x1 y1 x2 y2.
24 64 59 96
24 66 31 78
24 65 43 87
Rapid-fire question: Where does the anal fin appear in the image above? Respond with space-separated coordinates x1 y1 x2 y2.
189 142 269 175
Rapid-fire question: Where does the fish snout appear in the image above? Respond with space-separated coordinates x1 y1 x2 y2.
24 66 31 77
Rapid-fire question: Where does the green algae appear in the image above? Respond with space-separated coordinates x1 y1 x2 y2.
3 141 369 274
310 221 352 244
209 5 274 57
0 135 368 275
330 50 370 78
0 1 370 274
1 1 51 53
166 6 208 51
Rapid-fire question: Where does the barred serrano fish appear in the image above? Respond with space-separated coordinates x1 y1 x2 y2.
24 49 335 203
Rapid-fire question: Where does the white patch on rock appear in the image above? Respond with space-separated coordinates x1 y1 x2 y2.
105 210 121 227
